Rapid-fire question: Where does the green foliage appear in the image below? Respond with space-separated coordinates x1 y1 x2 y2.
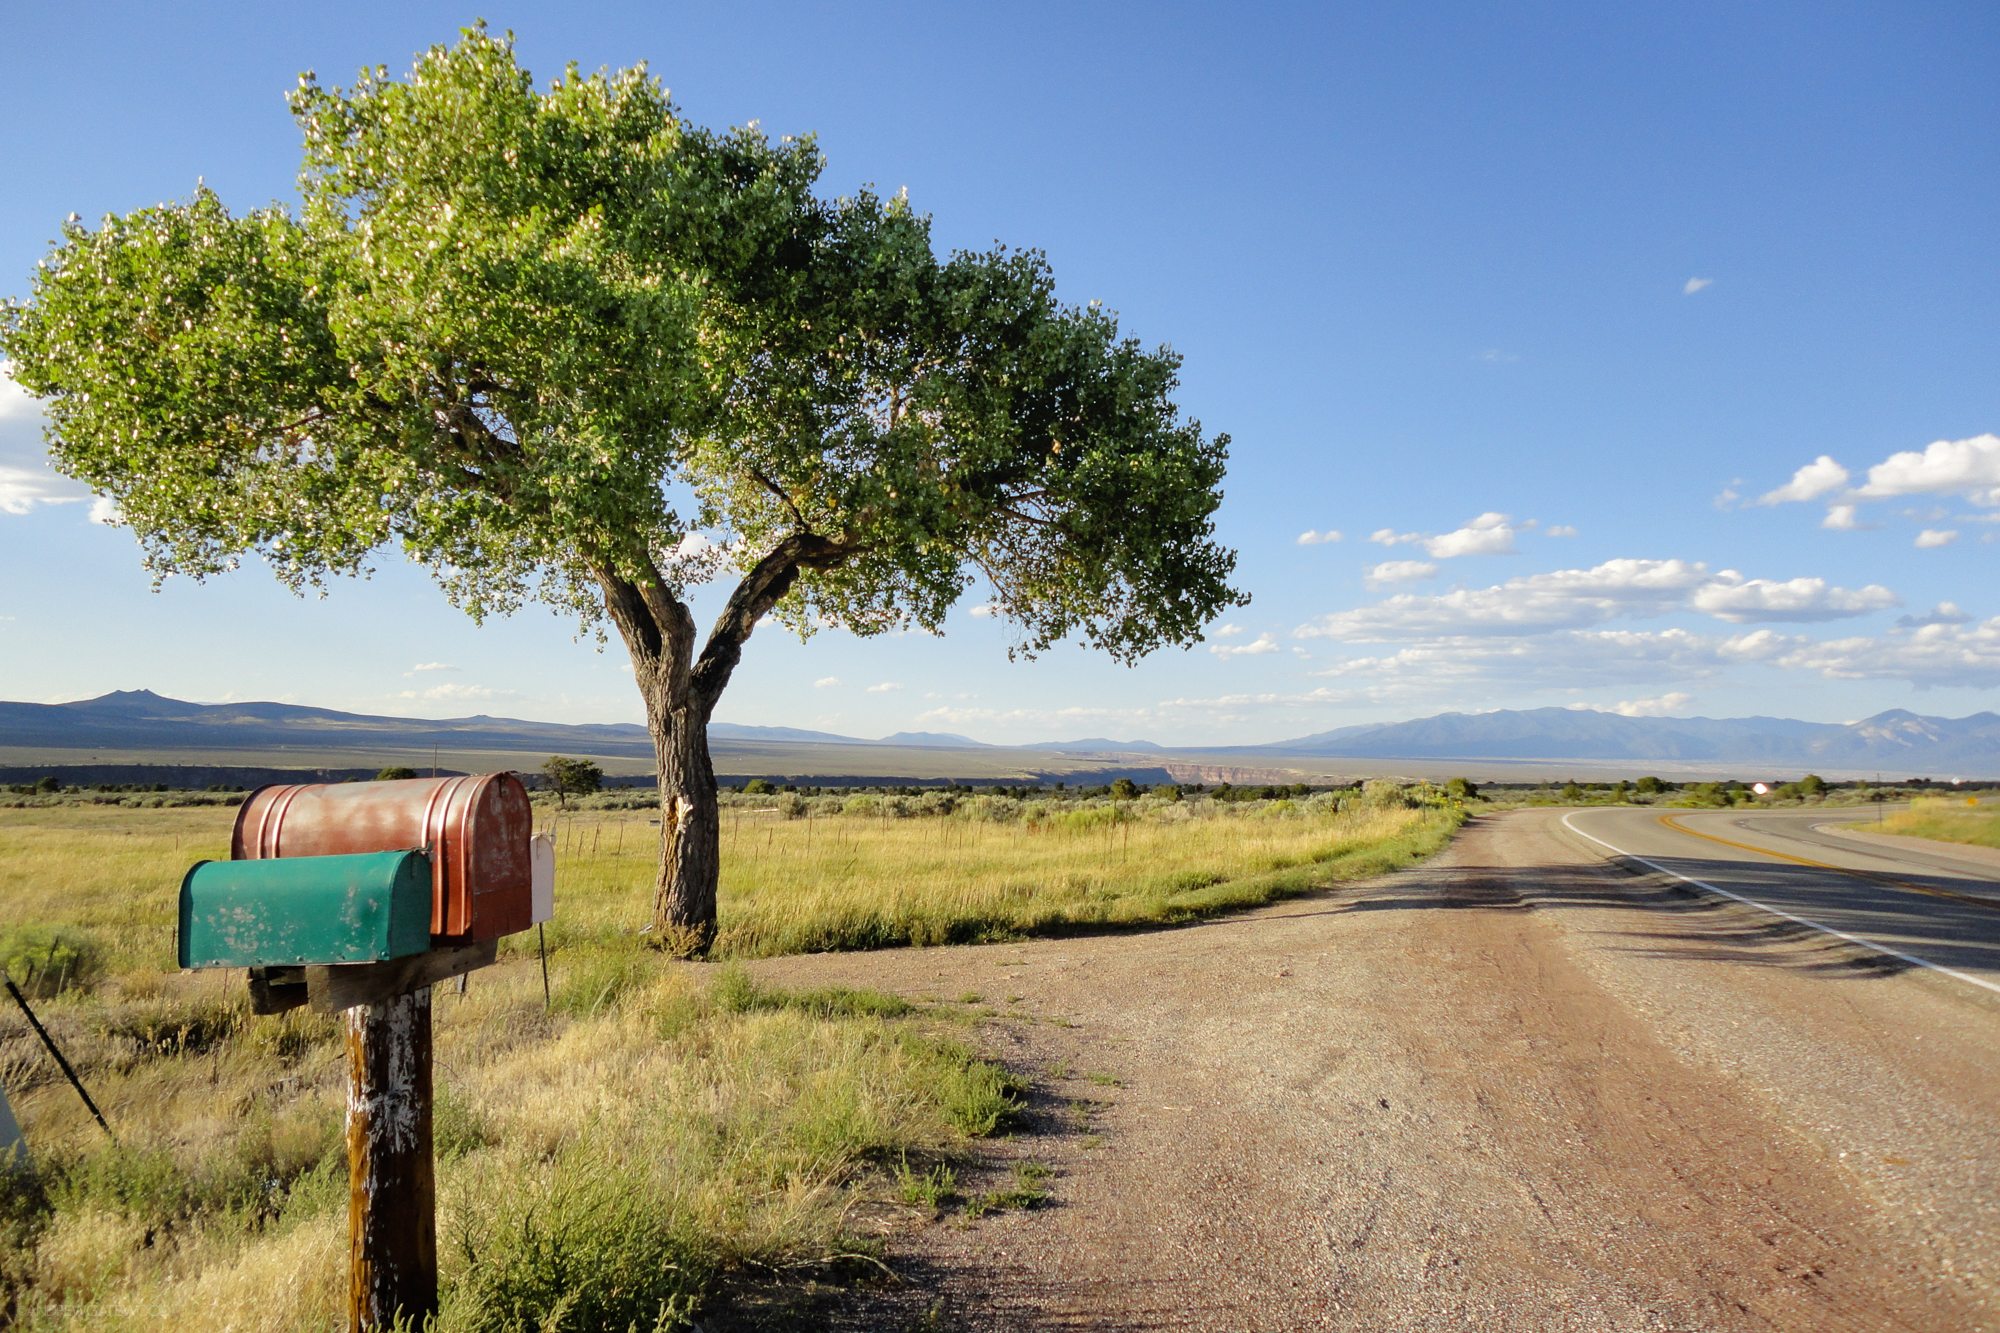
1560 783 1584 802
541 755 604 807
375 766 418 781
741 778 776 796
1635 776 1667 795
1446 777 1478 800
1108 777 1140 801
2 23 1241 664
0 924 106 998
1798 773 1827 797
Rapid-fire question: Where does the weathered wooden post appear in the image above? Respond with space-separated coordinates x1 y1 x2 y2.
347 987 436 1329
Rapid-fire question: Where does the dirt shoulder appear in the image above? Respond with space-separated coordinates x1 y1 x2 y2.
740 808 2000 1331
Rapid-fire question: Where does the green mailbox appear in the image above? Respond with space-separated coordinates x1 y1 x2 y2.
179 850 432 969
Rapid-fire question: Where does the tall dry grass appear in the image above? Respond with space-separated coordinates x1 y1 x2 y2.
0 790 1459 1326
1870 796 2000 850
527 796 1460 957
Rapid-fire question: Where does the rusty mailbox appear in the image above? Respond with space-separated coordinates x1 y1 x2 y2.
234 773 534 944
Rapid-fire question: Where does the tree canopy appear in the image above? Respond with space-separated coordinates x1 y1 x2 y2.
1 25 1245 945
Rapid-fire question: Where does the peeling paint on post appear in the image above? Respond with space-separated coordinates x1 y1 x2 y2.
345 986 436 1331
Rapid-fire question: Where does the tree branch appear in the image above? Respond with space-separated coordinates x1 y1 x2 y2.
689 531 855 712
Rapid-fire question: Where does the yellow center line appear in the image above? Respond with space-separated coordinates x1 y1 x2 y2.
1656 813 2000 914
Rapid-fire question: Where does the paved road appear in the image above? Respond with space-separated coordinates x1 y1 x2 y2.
1561 805 2000 994
744 808 2000 1331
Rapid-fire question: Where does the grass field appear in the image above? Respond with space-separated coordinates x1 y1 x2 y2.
0 791 1458 1327
1866 797 2000 851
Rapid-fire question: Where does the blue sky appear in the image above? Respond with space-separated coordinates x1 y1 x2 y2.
3 1 1997 744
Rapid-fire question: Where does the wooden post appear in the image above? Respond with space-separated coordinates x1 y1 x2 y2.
345 986 437 1331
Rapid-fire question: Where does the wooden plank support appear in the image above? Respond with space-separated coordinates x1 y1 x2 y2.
308 940 497 1015
249 966 309 1015
346 985 437 1331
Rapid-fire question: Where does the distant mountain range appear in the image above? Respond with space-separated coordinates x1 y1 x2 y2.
4 690 1999 775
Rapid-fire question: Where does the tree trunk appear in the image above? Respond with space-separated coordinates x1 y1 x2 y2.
649 697 720 956
597 534 849 954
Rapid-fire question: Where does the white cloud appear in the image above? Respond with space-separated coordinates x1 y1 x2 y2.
1773 617 2000 689
1299 558 1709 641
967 604 998 617
408 662 458 673
0 365 43 421
1689 573 1899 624
1424 512 1517 558
1896 603 1971 630
1602 692 1696 717
1915 529 1958 548
866 682 903 693
1855 434 2000 505
0 464 87 515
1296 529 1342 545
813 677 843 688
1820 504 1870 531
1210 632 1281 658
1212 623 1247 638
416 683 513 704
1684 277 1713 295
1758 455 1850 505
1298 627 1778 701
1545 524 1577 537
87 495 120 525
1363 560 1439 589
1368 528 1423 547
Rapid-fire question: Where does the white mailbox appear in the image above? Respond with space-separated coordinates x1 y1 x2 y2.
529 834 555 925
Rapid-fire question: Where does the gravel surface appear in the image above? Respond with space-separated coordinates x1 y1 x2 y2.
740 808 1999 1331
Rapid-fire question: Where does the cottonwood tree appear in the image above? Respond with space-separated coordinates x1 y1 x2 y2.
2 27 1244 951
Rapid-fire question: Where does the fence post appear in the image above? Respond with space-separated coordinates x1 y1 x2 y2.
346 985 437 1331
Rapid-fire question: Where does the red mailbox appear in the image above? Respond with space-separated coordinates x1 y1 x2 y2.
233 774 533 944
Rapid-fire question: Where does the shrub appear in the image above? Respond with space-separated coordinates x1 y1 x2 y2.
742 778 776 796
375 766 418 781
0 926 106 999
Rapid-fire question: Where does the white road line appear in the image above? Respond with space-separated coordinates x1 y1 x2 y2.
1559 811 2000 999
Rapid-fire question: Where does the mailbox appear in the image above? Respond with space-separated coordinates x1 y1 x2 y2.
179 850 432 969
234 774 533 944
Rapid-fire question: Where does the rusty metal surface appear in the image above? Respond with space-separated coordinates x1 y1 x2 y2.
233 774 533 943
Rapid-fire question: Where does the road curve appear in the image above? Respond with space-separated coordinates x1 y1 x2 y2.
1561 805 2000 995
744 807 2000 1331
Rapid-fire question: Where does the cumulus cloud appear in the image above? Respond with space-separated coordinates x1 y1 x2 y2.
1684 277 1713 295
1545 524 1578 537
1368 528 1423 547
1363 560 1439 589
1772 617 2000 689
1689 573 1899 624
0 464 86 515
813 677 843 688
1896 603 1971 630
1211 623 1247 638
1820 504 1869 531
1915 529 1958 548
866 682 903 693
1854 434 2000 505
1302 627 1780 698
1296 529 1342 545
1758 455 1850 505
1210 632 1281 658
1298 558 1709 641
967 604 998 617
1603 692 1696 717
1423 512 1517 558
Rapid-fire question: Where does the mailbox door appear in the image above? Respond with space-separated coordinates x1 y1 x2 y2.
179 850 432 968
233 774 533 944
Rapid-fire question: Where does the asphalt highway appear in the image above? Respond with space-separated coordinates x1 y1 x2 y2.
1561 804 2000 998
